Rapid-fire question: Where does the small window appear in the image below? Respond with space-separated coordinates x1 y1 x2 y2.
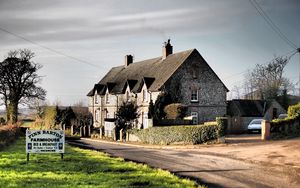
95 94 99 104
95 109 100 122
106 94 110 104
191 90 198 102
192 69 197 79
191 112 198 125
143 89 148 102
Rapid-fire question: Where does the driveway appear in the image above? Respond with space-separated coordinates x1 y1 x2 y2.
67 136 300 188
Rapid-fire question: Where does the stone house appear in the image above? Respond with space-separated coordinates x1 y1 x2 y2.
87 40 228 136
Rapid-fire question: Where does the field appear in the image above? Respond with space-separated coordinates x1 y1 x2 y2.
0 138 201 188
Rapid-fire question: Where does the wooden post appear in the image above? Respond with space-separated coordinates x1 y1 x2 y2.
99 127 103 139
120 129 123 142
27 153 29 162
71 125 74 135
83 126 86 137
61 153 64 160
88 125 91 137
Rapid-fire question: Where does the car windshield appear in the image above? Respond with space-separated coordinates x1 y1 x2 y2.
250 119 262 124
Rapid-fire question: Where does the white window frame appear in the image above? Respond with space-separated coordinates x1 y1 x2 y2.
95 109 100 122
143 89 148 102
191 112 198 125
106 93 110 104
191 90 198 102
95 94 99 104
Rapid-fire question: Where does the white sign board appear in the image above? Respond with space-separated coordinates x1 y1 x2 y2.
26 130 65 153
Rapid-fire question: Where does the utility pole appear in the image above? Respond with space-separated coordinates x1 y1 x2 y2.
298 48 300 96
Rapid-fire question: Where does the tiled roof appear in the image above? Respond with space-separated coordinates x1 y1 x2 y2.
88 48 228 96
227 99 270 117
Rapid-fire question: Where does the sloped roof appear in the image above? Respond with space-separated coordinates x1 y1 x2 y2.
87 48 228 96
227 99 276 117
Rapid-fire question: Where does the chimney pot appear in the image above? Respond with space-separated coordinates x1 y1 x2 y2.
162 39 173 59
124 55 133 67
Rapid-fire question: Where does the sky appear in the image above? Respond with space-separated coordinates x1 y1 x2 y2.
0 0 299 107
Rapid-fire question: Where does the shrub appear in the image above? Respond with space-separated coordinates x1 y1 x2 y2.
0 125 21 150
288 102 300 118
164 103 187 119
271 114 300 138
216 117 228 137
132 124 219 145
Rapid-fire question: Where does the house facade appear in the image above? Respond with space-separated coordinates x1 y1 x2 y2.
87 40 228 134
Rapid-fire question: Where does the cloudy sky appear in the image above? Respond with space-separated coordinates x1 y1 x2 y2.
0 0 299 107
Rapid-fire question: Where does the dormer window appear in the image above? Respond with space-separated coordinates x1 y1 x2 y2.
191 90 198 102
106 93 110 104
143 89 148 102
95 94 99 104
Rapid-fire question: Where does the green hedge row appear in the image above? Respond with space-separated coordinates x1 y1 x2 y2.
132 124 221 145
0 125 21 150
271 115 300 138
270 102 300 138
288 102 300 118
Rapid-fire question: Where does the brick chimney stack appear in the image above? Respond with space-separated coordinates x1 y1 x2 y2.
124 54 133 67
162 39 173 59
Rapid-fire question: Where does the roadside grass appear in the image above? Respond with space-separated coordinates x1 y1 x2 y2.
0 138 202 188
20 120 34 128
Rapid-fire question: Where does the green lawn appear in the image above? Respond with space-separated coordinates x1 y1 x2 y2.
0 138 201 188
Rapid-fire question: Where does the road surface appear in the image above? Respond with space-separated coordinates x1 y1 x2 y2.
67 137 300 188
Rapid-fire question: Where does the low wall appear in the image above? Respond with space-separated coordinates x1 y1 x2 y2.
270 116 300 138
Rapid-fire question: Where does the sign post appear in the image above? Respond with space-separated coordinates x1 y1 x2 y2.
26 129 65 162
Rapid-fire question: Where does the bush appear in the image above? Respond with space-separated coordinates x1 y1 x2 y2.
271 114 300 138
288 102 300 118
0 125 21 150
164 103 187 119
132 124 219 145
216 117 228 137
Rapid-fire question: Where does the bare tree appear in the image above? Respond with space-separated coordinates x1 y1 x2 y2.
231 85 242 99
0 49 46 123
245 56 293 100
28 98 48 119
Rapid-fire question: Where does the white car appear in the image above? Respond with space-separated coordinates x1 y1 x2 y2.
278 114 288 119
247 119 263 133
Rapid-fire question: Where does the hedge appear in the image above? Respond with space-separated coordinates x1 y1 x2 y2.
216 117 227 137
0 125 21 150
271 115 300 138
270 102 300 138
288 102 300 118
132 124 220 145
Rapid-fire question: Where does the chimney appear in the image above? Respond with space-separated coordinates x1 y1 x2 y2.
162 39 173 59
124 54 133 67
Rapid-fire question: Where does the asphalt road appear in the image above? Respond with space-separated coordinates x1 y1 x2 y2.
67 138 300 188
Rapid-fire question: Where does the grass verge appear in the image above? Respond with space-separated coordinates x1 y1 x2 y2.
0 137 201 188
